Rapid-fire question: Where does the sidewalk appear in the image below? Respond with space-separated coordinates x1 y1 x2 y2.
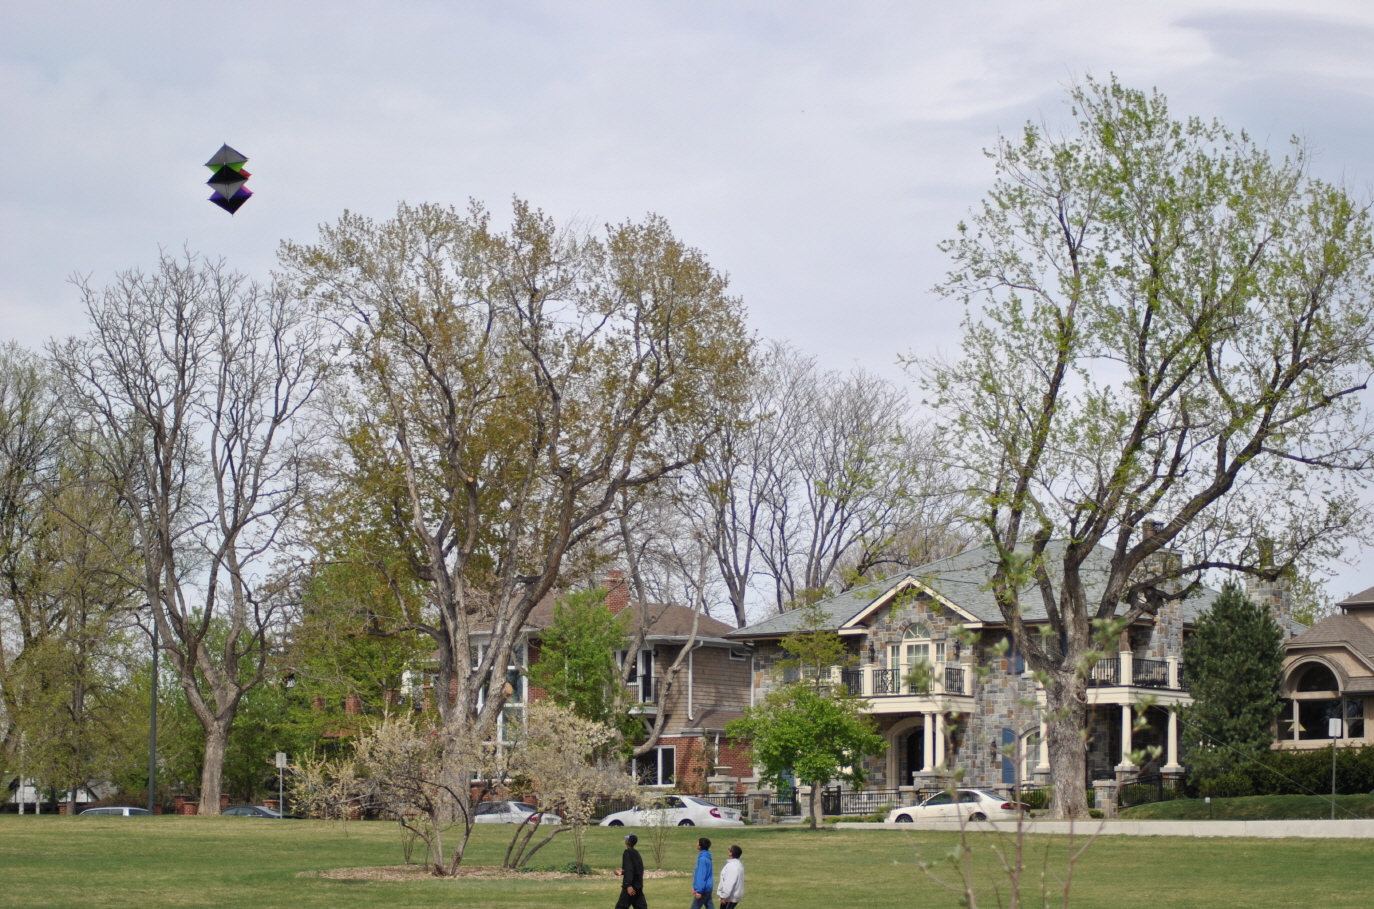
835 819 1374 838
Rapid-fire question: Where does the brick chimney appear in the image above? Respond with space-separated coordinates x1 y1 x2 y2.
604 570 631 614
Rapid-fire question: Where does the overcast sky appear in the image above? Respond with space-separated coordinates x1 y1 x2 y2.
4 1 1374 599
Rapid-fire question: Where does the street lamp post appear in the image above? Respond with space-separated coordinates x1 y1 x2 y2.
147 604 158 816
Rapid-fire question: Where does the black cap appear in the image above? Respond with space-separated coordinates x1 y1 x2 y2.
624 833 638 846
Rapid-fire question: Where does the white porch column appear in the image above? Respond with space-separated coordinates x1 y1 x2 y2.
1163 709 1183 773
1116 704 1137 771
922 712 935 771
1037 720 1050 772
1119 650 1134 687
934 712 947 770
1166 657 1179 690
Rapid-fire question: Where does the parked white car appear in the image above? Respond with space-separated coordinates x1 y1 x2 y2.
79 806 152 816
885 789 1024 823
473 800 562 825
599 794 743 828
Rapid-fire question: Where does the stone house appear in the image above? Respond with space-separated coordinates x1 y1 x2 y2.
1274 584 1374 749
463 571 754 791
727 542 1235 793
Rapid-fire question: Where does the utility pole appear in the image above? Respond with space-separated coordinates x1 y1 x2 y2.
147 605 158 816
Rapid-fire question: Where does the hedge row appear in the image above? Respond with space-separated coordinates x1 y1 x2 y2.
1187 744 1374 798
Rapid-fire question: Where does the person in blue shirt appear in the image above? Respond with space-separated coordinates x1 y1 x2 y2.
691 837 714 909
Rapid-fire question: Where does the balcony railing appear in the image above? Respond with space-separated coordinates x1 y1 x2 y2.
1133 658 1169 689
872 668 901 695
943 665 965 695
840 668 864 697
1088 658 1119 687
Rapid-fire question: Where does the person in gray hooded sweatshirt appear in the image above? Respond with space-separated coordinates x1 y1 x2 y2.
716 844 744 909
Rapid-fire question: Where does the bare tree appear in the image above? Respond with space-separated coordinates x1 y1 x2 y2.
678 341 965 622
280 200 750 862
52 252 321 815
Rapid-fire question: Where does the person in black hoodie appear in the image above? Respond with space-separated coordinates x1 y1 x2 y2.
615 833 647 909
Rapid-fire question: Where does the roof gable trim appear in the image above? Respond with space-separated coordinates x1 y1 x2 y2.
839 577 982 631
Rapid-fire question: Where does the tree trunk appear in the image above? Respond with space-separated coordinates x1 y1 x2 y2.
1044 673 1090 820
198 722 231 817
808 782 824 829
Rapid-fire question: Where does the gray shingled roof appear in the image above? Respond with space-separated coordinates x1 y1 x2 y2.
1337 584 1374 610
730 542 1220 639
1288 613 1374 665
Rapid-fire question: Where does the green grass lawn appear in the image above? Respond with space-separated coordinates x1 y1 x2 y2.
2 814 1373 909
1120 793 1374 820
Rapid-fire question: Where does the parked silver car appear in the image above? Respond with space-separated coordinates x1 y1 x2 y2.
599 794 743 827
885 789 1024 823
79 806 152 816
473 800 562 825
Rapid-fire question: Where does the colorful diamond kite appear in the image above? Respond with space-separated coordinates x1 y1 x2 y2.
205 144 252 214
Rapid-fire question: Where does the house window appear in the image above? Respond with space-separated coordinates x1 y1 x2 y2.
1002 637 1025 674
634 746 676 786
935 642 946 664
903 624 931 667
621 649 655 702
1296 664 1339 692
1298 699 1341 740
729 648 748 661
1346 698 1365 738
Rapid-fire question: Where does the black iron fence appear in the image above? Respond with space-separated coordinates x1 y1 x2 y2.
819 787 946 817
1133 658 1169 688
1118 773 1180 808
841 669 864 696
943 666 965 694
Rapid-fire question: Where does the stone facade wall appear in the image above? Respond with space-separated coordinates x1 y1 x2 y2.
954 631 1042 788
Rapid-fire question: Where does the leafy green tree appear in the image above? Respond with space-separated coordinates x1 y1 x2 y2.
1179 582 1285 791
917 76 1374 818
727 684 884 829
527 588 631 732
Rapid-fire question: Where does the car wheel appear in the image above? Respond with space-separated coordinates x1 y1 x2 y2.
895 814 913 823
678 819 695 827
970 812 987 822
607 820 624 827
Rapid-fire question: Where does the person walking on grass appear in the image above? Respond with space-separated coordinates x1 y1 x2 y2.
691 838 714 909
716 845 744 909
615 833 647 909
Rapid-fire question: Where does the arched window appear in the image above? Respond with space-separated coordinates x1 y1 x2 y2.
895 624 931 669
1296 663 1339 693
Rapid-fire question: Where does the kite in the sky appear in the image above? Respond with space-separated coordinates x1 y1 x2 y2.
205 144 252 214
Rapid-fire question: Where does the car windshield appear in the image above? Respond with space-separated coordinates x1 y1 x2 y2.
258 807 282 817
510 803 535 813
682 797 718 808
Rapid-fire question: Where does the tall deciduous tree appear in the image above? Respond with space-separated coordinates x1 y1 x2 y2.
1180 582 1285 788
53 253 322 814
0 343 63 774
280 200 750 861
919 77 1374 818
